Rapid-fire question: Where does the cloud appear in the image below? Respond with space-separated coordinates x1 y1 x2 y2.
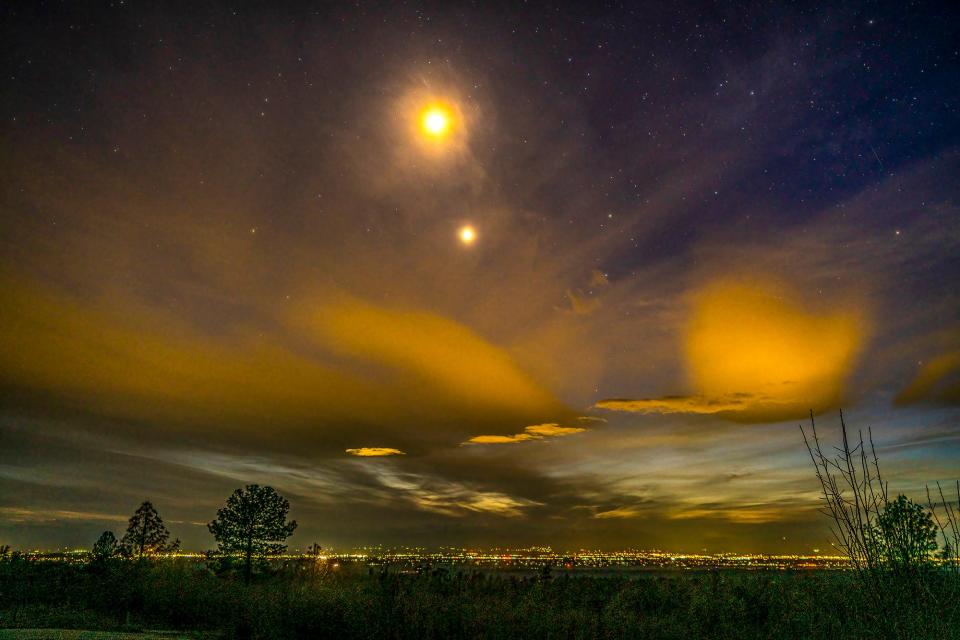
0 507 128 524
369 467 541 517
562 271 610 316
524 423 586 437
466 434 539 444
894 349 960 406
597 279 867 422
593 506 643 519
0 274 375 431
667 504 799 524
302 296 563 420
346 447 406 457
0 274 566 452
154 446 545 520
593 394 817 421
565 289 602 315
589 270 610 288
465 423 586 445
460 493 539 517
595 395 755 416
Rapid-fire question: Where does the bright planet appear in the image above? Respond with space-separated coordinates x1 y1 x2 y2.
458 225 476 245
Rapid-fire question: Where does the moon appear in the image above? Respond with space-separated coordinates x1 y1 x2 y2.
421 105 452 138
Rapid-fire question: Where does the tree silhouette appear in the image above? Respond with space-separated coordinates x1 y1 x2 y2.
874 495 938 569
927 481 960 575
91 530 119 562
207 484 297 583
120 501 179 558
802 411 958 633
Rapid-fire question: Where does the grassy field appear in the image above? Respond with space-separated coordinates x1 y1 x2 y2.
0 631 218 640
2 558 958 639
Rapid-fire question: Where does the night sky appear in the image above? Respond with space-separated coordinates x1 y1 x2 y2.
1 1 958 553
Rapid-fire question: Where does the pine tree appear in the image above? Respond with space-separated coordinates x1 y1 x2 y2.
91 530 119 562
120 501 179 558
207 484 297 583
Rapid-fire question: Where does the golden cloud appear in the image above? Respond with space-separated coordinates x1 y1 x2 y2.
593 506 642 519
894 349 960 406
595 395 755 415
460 493 539 517
467 434 539 444
562 269 610 316
0 275 373 428
345 447 405 457
465 423 586 444
566 289 601 315
589 269 610 288
596 279 867 422
0 275 562 445
306 296 561 418
524 423 586 437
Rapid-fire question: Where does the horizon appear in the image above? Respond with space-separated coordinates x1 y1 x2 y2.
11 544 849 560
2 2 959 557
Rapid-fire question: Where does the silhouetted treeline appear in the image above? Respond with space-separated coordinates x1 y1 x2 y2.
88 484 297 584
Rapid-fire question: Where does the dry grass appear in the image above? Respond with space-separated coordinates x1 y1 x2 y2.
0 631 218 640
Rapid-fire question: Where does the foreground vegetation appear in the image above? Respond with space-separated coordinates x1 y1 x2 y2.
2 557 959 640
0 630 216 639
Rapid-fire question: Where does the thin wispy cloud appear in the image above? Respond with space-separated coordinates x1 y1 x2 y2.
465 423 586 445
593 507 644 520
346 448 406 457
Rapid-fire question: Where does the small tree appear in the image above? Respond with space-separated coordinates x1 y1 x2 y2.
208 484 297 583
802 411 960 636
120 501 179 558
91 530 119 562
874 495 938 570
